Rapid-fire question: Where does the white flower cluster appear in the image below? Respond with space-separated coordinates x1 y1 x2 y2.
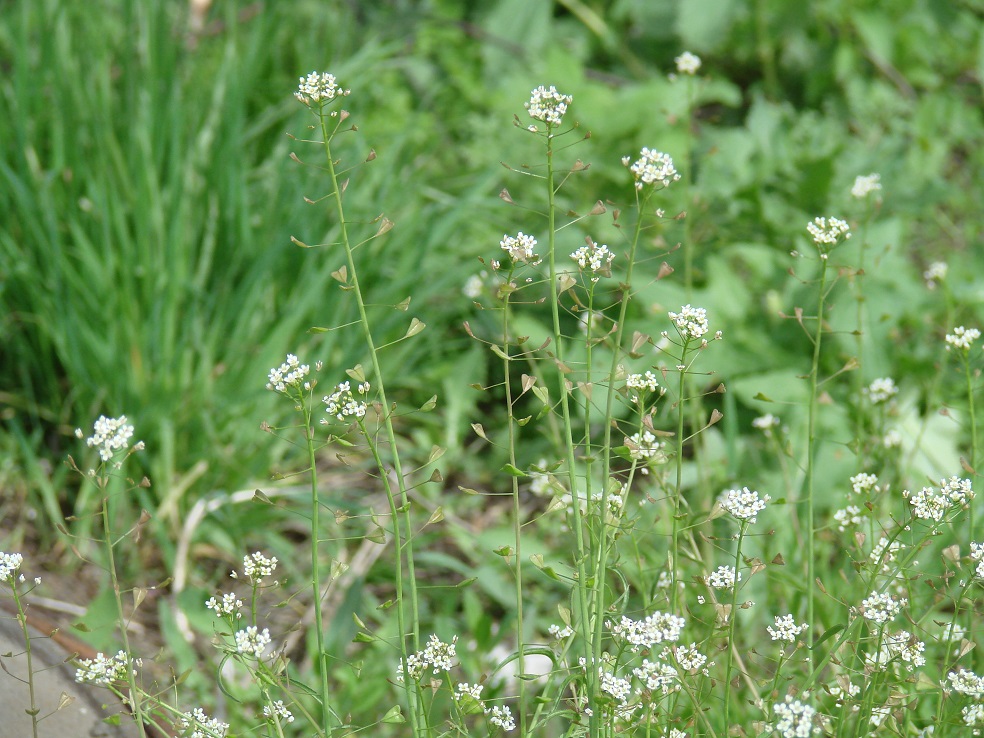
622 148 680 190
544 625 572 643
949 668 984 697
946 326 981 351
75 650 132 685
971 542 984 579
705 565 740 591
263 700 295 724
570 239 614 274
78 415 137 462
869 536 904 574
206 592 243 618
457 682 484 700
0 552 23 582
773 695 819 737
905 476 975 521
865 377 898 404
295 72 350 104
965 704 984 728
850 472 880 495
672 642 710 673
323 380 370 422
860 591 905 624
608 611 685 651
866 630 925 671
180 707 229 738
721 486 770 523
625 430 663 461
668 304 709 340
806 216 851 247
851 173 882 199
266 354 311 392
500 232 539 263
398 634 458 682
768 614 808 643
833 505 863 531
235 625 272 657
599 666 633 703
485 704 516 731
923 261 947 289
243 551 278 582
633 658 678 694
525 85 572 127
752 414 780 433
674 51 701 75
626 371 660 393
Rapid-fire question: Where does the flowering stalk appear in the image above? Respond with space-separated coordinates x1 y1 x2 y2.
1 554 40 738
298 74 421 734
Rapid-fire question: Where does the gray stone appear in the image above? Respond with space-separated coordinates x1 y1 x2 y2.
0 614 141 737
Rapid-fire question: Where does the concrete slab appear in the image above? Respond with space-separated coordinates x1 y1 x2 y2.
0 612 141 738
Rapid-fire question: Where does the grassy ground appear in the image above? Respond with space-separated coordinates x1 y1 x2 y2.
2 1 984 736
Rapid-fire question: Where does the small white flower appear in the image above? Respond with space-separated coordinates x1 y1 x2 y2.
624 148 680 190
851 173 881 199
625 430 664 461
525 85 572 127
720 487 770 523
949 668 984 697
485 704 516 731
0 552 23 583
266 353 310 393
609 611 686 650
668 304 709 340
674 51 702 75
206 592 244 617
263 700 295 724
850 473 880 495
570 239 614 274
243 551 278 582
767 614 808 643
180 708 229 738
806 216 851 247
295 71 350 105
75 650 132 685
705 565 740 591
923 261 947 289
83 415 137 462
773 695 819 737
860 591 905 624
864 377 898 404
457 682 484 700
235 626 271 657
323 380 369 422
500 232 539 263
752 414 780 434
626 371 660 393
633 658 678 694
548 623 574 639
945 326 981 351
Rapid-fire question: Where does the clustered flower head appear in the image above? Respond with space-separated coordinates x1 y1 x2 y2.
971 542 984 579
850 472 881 496
626 371 660 393
905 476 975 521
768 614 808 643
75 650 132 685
525 85 572 127
949 668 984 697
869 536 904 574
860 591 906 624
833 505 863 532
485 704 516 731
608 611 685 651
705 565 740 591
851 173 882 199
263 700 295 724
323 380 370 422
923 261 947 289
721 486 771 523
674 51 701 75
945 326 981 351
548 623 574 639
0 552 23 583
397 634 457 682
866 630 925 672
806 216 851 249
242 551 278 582
180 708 229 738
235 625 272 657
864 377 898 404
622 148 680 190
668 304 709 340
500 232 539 264
294 71 350 105
570 239 614 275
773 695 819 737
625 430 664 461
266 353 312 393
76 415 139 462
752 414 780 434
206 592 243 618
633 658 679 694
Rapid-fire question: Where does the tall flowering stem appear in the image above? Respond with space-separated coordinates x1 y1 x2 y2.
302 78 422 735
802 217 851 669
1 554 41 738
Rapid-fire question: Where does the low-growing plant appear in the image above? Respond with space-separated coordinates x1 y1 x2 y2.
4 51 984 738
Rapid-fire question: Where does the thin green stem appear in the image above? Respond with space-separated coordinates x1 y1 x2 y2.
722 525 745 732
102 494 148 738
804 256 830 671
671 361 687 613
543 127 595 732
9 582 40 738
317 107 422 734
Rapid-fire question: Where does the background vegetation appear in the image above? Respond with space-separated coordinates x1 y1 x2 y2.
1 0 983 734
